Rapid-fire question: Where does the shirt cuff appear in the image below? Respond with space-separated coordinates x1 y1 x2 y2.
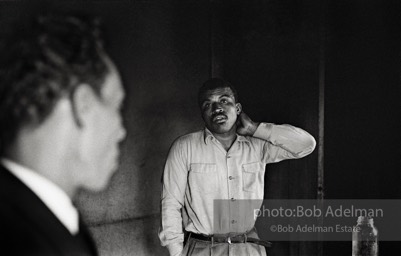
167 242 183 256
253 122 273 141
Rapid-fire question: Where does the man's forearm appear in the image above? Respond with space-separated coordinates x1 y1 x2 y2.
159 192 185 255
254 122 316 157
167 242 183 256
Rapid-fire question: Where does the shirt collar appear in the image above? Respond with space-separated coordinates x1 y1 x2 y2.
1 158 79 235
203 127 251 145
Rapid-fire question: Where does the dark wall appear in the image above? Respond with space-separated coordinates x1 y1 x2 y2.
325 0 401 199
214 0 401 255
324 0 401 255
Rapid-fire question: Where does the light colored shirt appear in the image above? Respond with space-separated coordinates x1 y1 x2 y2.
159 123 316 256
1 158 79 235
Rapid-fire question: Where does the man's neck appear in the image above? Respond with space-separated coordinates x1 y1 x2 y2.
212 129 237 152
4 139 77 199
1 157 80 235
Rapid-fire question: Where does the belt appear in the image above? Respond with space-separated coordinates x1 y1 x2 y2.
189 232 272 248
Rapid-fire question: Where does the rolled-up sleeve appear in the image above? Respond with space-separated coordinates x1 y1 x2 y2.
253 122 316 163
159 139 188 256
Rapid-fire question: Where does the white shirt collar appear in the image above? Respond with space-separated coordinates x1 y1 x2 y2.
1 158 79 235
203 127 250 145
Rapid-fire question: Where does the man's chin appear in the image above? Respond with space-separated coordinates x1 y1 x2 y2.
82 178 112 193
208 125 235 135
82 166 118 193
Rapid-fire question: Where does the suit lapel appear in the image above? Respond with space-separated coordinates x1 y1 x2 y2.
0 165 97 256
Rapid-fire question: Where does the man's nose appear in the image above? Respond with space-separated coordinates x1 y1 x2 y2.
211 102 223 113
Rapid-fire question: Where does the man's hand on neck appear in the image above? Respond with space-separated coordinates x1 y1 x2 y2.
236 112 259 136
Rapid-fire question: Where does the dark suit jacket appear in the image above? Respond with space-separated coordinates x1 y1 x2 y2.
0 165 98 256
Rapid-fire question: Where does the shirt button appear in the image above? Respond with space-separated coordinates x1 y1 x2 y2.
231 198 235 201
228 176 234 180
227 155 231 158
231 220 237 224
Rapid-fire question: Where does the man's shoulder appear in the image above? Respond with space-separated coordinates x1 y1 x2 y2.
174 129 204 144
240 134 267 146
167 130 205 153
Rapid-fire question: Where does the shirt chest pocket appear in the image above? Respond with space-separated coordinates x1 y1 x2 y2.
242 162 265 195
189 163 218 194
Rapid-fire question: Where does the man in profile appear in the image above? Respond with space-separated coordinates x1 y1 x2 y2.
159 78 316 256
0 15 126 255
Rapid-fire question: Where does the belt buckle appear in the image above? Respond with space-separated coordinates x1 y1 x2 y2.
227 236 232 244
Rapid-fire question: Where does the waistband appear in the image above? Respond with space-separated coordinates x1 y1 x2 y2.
188 230 272 248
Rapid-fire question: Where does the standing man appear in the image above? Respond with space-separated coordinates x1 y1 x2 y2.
159 78 316 256
0 15 126 255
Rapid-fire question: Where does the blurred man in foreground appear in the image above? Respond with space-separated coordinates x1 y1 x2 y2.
0 14 126 255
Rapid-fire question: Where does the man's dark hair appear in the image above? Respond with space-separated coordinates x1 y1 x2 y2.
198 78 239 107
0 15 109 154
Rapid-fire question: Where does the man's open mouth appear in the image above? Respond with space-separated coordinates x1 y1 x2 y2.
213 114 227 123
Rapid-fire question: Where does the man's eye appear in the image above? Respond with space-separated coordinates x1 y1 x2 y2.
221 99 227 104
204 103 210 108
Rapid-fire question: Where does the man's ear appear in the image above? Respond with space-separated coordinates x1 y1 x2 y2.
236 103 242 115
70 84 98 128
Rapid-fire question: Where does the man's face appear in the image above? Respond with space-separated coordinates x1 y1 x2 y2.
80 63 126 191
200 87 241 135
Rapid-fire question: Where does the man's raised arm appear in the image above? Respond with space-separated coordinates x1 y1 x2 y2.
237 112 316 162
